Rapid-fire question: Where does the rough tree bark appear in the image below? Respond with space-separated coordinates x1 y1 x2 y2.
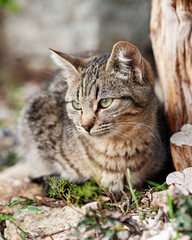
150 0 192 134
170 124 192 171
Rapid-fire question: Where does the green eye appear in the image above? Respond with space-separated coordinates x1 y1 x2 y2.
99 98 113 108
72 101 82 110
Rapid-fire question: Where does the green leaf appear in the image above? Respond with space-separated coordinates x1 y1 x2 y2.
103 229 115 238
8 198 20 207
14 206 27 216
127 169 142 221
146 213 154 218
26 206 42 212
1 234 8 240
70 229 80 237
34 231 41 237
182 215 192 231
105 217 116 225
86 237 94 240
0 214 13 221
86 224 100 231
166 193 173 220
19 232 26 240
100 201 113 211
147 181 167 190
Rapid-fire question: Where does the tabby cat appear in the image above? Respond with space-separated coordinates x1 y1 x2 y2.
18 41 165 196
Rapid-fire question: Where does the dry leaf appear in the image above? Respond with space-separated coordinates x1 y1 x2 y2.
150 187 181 213
166 167 192 194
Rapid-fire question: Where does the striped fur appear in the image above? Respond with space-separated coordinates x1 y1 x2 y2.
17 41 165 195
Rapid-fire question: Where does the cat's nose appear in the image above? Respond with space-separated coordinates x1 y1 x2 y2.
82 123 94 132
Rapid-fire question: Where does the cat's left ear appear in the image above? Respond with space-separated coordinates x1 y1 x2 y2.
50 49 90 84
106 41 143 81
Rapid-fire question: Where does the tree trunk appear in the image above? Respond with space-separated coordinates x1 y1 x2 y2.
170 124 192 171
150 0 192 134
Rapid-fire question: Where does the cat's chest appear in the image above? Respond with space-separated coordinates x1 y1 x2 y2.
92 138 136 157
80 136 152 173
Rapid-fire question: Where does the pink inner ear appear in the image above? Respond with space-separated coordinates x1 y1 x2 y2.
116 44 141 69
106 41 142 73
116 48 134 70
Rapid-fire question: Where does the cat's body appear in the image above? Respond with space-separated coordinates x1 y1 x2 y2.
18 41 166 195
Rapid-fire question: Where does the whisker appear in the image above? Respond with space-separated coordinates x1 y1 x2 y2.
92 127 111 134
114 121 159 138
109 129 133 143
113 121 163 149
109 129 161 173
43 70 65 82
99 123 113 128
110 128 158 157
43 70 56 77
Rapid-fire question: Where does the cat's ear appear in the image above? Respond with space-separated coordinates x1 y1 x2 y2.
106 41 142 80
50 49 89 84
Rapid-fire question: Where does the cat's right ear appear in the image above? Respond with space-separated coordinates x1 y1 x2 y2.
50 49 82 84
106 41 143 81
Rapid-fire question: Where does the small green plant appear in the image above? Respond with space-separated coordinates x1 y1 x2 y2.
72 208 140 239
0 198 41 239
167 193 173 221
147 180 167 191
166 193 192 238
127 169 143 221
173 194 192 237
0 214 13 240
47 177 103 206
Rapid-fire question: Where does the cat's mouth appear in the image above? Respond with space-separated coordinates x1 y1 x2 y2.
76 123 113 137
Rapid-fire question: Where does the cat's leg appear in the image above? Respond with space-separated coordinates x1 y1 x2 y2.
100 171 124 199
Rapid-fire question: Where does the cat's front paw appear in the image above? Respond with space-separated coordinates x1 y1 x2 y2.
101 179 124 201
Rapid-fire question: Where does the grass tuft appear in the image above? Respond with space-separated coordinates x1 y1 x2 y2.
127 169 143 222
47 177 103 206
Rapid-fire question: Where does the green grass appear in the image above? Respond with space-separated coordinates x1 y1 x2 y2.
147 180 167 191
167 193 173 220
127 169 142 221
47 176 103 206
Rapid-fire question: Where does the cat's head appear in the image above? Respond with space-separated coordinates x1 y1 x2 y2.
50 41 157 139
